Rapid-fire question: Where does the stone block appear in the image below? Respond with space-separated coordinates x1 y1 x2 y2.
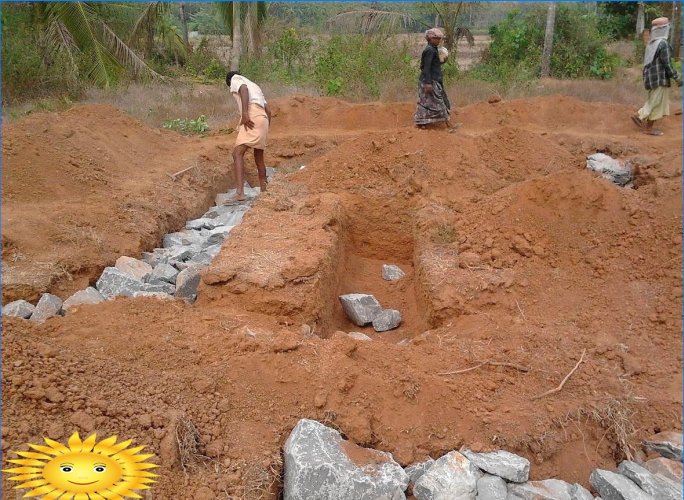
339 294 382 327
2 300 35 319
372 309 402 332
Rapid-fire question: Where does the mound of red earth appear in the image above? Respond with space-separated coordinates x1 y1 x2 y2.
2 95 681 498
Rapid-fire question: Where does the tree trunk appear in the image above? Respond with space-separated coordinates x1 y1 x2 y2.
541 2 556 78
179 2 189 47
244 2 256 56
672 1 682 59
230 1 241 71
636 2 645 38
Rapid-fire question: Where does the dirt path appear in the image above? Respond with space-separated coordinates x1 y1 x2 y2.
2 94 682 498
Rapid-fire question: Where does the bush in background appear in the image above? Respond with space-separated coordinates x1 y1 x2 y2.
475 5 622 83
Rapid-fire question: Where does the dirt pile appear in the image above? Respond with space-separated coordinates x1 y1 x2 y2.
2 94 682 498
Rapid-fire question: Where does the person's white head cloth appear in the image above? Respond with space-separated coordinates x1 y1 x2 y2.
644 17 670 68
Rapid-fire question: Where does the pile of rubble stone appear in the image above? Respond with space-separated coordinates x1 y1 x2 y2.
338 264 406 332
283 419 683 499
2 179 268 321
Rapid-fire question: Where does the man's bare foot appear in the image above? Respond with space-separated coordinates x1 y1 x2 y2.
447 122 462 133
259 182 268 192
643 128 664 136
223 193 246 205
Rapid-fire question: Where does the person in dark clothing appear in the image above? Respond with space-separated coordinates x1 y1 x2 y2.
414 27 456 130
631 17 682 136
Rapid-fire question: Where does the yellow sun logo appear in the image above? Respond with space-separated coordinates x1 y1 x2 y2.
2 432 158 499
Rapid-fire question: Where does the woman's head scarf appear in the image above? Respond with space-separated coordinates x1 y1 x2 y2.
644 17 670 67
425 28 445 41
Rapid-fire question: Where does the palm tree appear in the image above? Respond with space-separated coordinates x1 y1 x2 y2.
128 2 187 65
31 2 160 87
216 2 267 71
327 3 474 54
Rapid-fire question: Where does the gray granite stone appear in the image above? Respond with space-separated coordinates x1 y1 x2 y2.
148 263 179 284
462 449 530 483
186 218 214 230
414 451 482 500
175 266 202 301
589 469 651 500
30 293 63 322
2 300 35 319
617 460 680 500
405 458 435 487
339 294 383 326
643 457 683 484
63 287 105 311
382 264 406 281
476 474 507 500
643 431 683 461
115 256 153 281
283 418 408 500
372 309 402 332
96 267 146 298
507 479 591 500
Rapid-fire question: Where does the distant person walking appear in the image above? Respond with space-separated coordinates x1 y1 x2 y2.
226 71 272 202
414 28 457 130
632 17 682 136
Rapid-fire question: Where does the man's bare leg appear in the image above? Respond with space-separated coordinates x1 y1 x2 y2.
232 144 249 201
254 148 268 192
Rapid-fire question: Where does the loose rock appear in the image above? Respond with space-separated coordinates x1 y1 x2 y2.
30 293 63 322
96 267 146 298
283 418 409 500
382 264 406 281
617 460 681 500
176 266 202 302
508 479 592 500
372 309 402 332
643 457 683 483
589 469 651 500
586 153 633 187
2 300 35 319
148 263 179 284
115 256 153 281
339 294 383 326
643 431 683 461
462 449 530 483
348 332 372 341
476 474 507 500
414 451 481 500
63 287 105 311
405 458 435 488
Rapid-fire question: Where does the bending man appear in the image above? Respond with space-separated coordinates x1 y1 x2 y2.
226 71 272 201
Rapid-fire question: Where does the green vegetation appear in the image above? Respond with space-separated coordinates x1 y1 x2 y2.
162 115 209 135
476 5 622 83
3 2 652 106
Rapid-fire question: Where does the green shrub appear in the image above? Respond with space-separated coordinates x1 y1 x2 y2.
313 35 414 98
475 5 622 83
162 115 209 135
185 38 225 81
2 5 85 103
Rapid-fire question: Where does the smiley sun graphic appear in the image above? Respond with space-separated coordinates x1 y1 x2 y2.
3 432 158 499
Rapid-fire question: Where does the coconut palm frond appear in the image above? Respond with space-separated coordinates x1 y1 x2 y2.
44 20 79 70
327 10 415 35
99 20 163 81
128 1 167 46
44 1 116 86
455 27 474 47
216 1 234 36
